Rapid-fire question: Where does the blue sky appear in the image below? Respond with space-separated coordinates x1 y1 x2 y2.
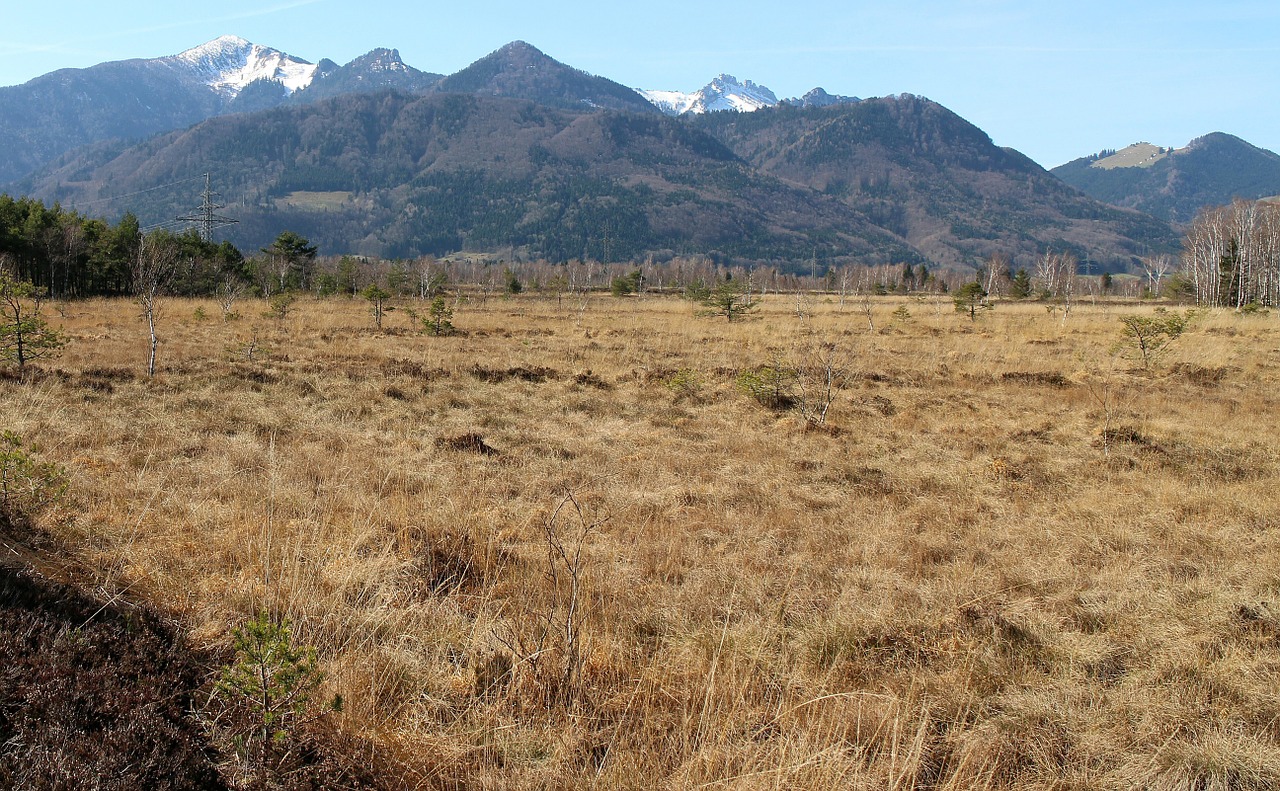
2 0 1278 168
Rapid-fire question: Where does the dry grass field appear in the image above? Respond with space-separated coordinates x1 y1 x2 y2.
5 292 1280 789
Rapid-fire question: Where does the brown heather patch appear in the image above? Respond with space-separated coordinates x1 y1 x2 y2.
4 294 1280 787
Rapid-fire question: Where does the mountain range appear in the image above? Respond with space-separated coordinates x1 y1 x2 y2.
17 92 922 265
6 35 1269 269
0 37 866 187
0 35 449 184
692 96 1172 267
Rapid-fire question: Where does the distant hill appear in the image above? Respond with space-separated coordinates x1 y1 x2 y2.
1052 133 1280 224
17 92 918 265
695 96 1177 268
0 60 221 185
432 41 657 115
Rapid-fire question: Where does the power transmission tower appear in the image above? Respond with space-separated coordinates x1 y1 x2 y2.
175 173 238 241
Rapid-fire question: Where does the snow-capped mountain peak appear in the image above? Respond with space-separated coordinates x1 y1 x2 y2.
174 34 251 61
166 35 318 98
705 74 778 111
641 74 778 116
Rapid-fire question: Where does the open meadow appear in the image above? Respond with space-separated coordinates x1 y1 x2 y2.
5 292 1280 789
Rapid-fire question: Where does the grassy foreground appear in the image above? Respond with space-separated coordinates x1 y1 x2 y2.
5 293 1280 789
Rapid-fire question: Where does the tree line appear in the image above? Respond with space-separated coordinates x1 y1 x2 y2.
1182 198 1280 308
8 190 1275 310
0 192 976 302
0 195 245 298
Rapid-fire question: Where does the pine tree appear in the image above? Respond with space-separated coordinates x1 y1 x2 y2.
703 279 758 321
0 271 66 368
262 231 318 292
952 281 990 321
1009 268 1033 299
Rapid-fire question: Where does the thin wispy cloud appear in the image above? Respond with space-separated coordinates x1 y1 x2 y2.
0 0 326 59
103 0 328 40
632 43 1280 60
0 40 79 57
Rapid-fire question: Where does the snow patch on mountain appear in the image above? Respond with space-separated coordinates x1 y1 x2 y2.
642 74 778 115
167 35 318 97
641 88 702 116
353 48 410 73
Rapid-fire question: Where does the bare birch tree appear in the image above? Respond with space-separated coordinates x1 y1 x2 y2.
984 252 1010 299
1182 199 1280 307
218 277 246 322
133 233 178 377
1034 250 1079 321
1142 255 1174 298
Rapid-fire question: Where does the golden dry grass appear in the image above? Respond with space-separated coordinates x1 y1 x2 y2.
6 293 1280 789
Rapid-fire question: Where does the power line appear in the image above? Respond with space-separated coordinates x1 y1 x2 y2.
174 173 238 242
140 219 191 233
67 175 207 212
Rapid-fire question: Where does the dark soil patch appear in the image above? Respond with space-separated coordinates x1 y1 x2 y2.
1099 425 1159 449
435 432 498 455
0 367 70 386
0 563 226 790
82 366 136 381
573 370 613 390
0 493 378 790
0 557 379 790
228 365 280 388
68 366 136 393
866 395 897 417
1170 363 1232 387
1001 371 1070 388
467 365 557 384
380 359 450 380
